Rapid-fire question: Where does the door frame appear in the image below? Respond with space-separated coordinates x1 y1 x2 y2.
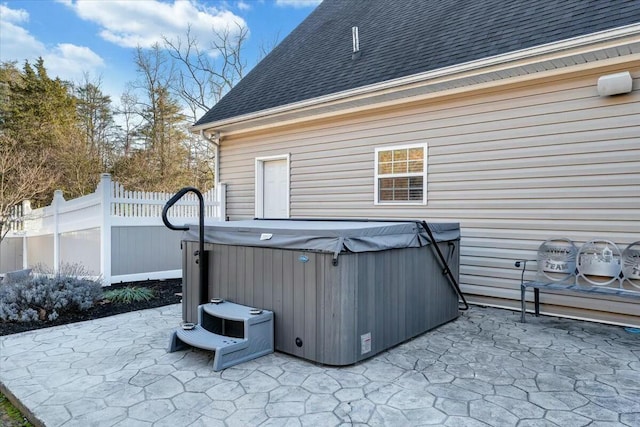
255 154 290 218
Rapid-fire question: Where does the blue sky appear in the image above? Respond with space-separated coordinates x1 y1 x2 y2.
0 0 319 113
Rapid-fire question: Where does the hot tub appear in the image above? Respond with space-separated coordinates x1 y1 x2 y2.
180 219 460 365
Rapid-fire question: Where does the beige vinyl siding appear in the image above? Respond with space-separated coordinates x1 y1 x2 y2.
218 62 640 326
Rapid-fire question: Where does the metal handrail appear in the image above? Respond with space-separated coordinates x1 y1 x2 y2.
162 187 207 305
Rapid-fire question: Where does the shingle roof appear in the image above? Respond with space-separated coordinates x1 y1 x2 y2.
195 0 640 126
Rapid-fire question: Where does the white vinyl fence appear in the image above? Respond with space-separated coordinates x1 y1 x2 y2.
0 173 225 285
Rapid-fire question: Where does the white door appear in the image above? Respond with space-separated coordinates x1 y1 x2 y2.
258 158 289 218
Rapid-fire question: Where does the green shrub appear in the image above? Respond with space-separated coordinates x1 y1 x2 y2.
102 286 154 304
0 275 103 322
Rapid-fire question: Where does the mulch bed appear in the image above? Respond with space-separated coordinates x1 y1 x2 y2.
0 279 182 336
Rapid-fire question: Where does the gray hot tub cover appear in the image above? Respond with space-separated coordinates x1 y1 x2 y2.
184 220 459 259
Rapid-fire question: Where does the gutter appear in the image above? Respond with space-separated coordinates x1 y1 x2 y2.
200 130 220 186
191 23 640 133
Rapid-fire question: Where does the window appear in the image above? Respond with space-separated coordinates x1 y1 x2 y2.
374 144 427 204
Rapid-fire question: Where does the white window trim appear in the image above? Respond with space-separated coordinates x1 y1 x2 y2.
255 154 291 218
374 143 428 205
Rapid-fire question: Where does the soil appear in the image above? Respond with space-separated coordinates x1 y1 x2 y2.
0 279 182 337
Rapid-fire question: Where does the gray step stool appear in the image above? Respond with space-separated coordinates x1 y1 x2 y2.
168 300 274 371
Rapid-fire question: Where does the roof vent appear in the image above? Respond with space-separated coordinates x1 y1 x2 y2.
352 26 360 52
352 26 361 60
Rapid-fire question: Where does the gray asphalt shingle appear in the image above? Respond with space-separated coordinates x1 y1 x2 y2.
195 0 640 126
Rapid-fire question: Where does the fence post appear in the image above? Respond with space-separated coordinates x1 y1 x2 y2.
21 200 30 269
22 235 28 269
217 183 227 221
99 173 112 285
22 200 31 215
52 190 64 274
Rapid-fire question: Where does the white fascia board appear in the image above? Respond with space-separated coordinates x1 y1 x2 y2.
191 23 640 135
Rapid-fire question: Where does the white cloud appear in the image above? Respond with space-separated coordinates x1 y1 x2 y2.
237 1 251 11
0 4 105 82
43 44 105 81
60 0 247 49
275 0 322 8
0 21 46 62
0 3 29 23
0 4 45 62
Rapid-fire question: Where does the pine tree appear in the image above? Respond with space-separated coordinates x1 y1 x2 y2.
75 76 117 169
0 58 100 204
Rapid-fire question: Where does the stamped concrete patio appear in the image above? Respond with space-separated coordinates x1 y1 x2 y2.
1 304 639 426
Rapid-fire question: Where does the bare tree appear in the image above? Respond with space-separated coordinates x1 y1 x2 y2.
257 30 281 62
163 23 248 122
133 45 185 172
162 23 252 189
0 134 58 242
109 45 196 191
114 89 143 157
